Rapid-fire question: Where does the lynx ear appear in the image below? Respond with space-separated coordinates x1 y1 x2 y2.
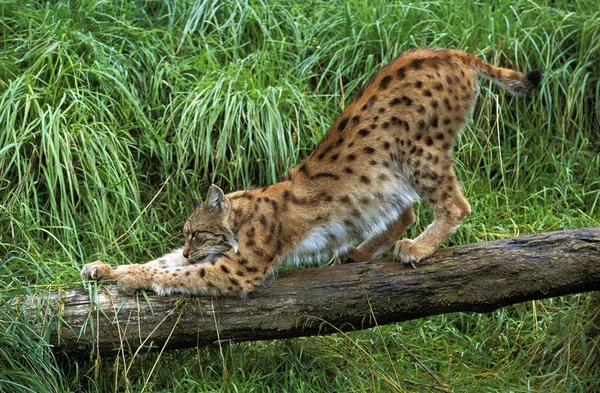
205 184 225 210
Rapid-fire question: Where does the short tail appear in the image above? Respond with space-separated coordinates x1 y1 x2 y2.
457 52 542 95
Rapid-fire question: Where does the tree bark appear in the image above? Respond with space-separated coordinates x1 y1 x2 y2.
27 228 600 358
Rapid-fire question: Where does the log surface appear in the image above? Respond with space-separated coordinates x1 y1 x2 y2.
35 228 600 357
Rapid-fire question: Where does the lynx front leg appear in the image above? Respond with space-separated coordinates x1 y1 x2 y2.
81 252 271 297
81 249 190 279
337 207 415 263
80 261 152 294
394 181 470 266
81 248 192 292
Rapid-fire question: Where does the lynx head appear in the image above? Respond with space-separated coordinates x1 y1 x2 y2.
182 185 238 264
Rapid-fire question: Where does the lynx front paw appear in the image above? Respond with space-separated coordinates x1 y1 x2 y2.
80 261 117 280
393 239 435 268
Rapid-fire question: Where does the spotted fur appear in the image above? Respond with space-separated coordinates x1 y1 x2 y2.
81 48 541 296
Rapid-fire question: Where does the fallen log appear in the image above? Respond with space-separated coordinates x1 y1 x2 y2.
30 228 600 358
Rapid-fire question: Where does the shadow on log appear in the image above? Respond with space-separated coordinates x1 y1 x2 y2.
27 228 600 358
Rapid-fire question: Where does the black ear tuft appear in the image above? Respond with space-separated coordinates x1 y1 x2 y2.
525 69 542 89
205 184 225 210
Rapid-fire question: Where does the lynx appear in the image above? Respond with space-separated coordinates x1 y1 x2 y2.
81 48 541 296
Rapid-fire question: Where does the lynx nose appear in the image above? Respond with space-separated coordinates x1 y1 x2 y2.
182 248 190 258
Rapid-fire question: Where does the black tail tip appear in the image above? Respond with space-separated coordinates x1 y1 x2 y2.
525 69 543 89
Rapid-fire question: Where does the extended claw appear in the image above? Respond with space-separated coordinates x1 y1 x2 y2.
393 239 422 268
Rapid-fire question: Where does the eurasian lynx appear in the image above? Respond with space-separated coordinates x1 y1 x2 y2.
81 48 541 296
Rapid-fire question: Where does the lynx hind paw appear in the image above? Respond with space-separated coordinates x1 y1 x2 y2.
80 261 116 280
393 239 431 268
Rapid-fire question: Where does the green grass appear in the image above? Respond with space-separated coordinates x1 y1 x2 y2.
1 0 599 392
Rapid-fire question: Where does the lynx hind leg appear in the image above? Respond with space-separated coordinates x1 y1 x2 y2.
337 207 415 263
395 165 470 266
